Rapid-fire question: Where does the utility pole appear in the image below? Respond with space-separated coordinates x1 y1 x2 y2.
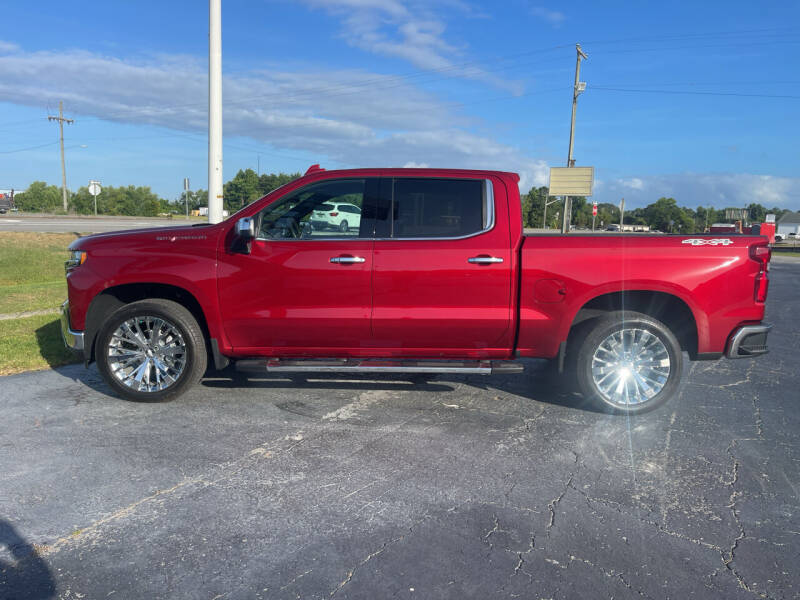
562 44 588 234
619 198 625 230
48 101 74 212
208 0 224 224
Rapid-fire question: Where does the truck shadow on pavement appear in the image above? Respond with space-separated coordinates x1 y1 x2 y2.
200 360 605 414
0 520 56 600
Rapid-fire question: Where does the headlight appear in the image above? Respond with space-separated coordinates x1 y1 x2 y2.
65 250 87 273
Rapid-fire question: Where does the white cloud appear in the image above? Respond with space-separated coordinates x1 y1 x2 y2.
618 177 644 190
298 0 522 93
0 45 544 189
529 6 566 26
0 41 19 54
605 173 800 208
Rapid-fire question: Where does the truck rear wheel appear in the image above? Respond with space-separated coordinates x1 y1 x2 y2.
574 311 682 414
96 299 207 402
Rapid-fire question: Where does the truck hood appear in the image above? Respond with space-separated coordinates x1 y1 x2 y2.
68 223 220 250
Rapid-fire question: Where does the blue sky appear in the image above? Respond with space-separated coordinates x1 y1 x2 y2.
1 0 798 208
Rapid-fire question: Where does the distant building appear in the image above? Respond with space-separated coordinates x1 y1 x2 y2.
196 206 229 218
777 212 800 238
710 223 737 233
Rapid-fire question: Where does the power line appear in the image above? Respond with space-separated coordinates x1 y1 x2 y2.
0 141 58 154
593 39 800 56
585 26 800 46
591 86 800 99
27 28 798 127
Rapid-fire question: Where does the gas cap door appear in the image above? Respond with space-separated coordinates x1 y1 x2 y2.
533 279 567 303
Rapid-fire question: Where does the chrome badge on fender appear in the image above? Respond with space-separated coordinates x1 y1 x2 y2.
681 238 734 246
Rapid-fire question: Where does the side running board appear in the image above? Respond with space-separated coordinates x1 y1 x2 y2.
235 358 524 375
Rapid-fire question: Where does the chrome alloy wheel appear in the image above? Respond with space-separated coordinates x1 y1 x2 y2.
590 328 671 406
107 316 187 392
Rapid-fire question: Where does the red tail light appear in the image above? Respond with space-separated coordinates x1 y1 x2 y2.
749 245 771 266
329 212 339 217
749 244 771 302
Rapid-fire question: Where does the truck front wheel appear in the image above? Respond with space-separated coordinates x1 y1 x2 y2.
575 311 682 414
96 299 207 402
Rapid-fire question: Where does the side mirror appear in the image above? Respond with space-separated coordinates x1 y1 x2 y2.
232 217 255 254
236 217 255 240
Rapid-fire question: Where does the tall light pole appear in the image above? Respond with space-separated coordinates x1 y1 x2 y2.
561 44 588 233
184 177 191 219
208 0 224 224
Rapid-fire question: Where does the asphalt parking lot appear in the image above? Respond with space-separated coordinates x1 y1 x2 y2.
1 257 798 599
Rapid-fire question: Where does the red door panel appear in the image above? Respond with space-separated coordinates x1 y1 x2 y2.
370 177 513 356
371 239 512 353
218 240 373 353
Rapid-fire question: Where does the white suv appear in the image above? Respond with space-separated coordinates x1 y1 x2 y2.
311 202 362 232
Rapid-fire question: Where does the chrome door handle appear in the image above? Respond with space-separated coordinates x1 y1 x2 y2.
330 256 366 264
468 256 504 264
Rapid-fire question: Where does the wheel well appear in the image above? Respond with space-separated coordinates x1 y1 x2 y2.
569 291 698 358
85 283 210 363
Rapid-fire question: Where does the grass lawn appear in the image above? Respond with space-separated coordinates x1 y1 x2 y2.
0 313 79 375
0 232 83 374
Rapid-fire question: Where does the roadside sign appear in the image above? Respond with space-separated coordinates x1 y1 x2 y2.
549 166 594 196
725 208 748 221
592 202 597 216
89 180 102 216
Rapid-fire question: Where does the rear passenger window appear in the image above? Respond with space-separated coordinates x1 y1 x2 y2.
391 179 485 238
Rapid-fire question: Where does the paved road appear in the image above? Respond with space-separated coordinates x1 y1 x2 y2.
1 259 798 599
0 215 202 233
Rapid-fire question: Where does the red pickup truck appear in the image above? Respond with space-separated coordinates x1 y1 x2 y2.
61 166 771 414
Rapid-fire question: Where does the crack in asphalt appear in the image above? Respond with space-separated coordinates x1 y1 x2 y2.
547 452 580 531
568 480 724 552
328 524 419 598
721 438 774 600
36 430 312 557
279 568 313 592
536 552 650 598
752 393 764 439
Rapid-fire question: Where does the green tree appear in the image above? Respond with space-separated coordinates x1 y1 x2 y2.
224 169 261 211
569 196 590 227
69 184 164 216
14 181 63 213
175 189 207 213
642 197 695 233
522 186 547 227
596 203 619 229
257 172 301 197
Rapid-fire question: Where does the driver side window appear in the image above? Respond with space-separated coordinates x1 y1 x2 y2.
257 179 366 240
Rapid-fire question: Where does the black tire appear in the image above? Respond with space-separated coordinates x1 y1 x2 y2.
574 311 682 415
96 299 207 402
339 220 348 233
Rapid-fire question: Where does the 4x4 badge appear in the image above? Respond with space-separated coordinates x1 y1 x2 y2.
682 238 734 246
